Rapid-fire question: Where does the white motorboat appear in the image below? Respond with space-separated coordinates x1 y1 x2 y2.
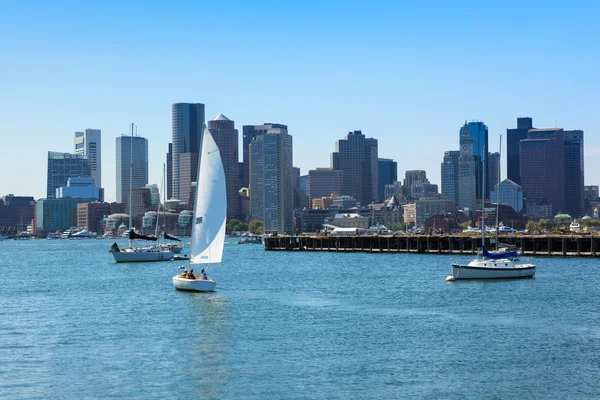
447 141 535 281
173 124 226 292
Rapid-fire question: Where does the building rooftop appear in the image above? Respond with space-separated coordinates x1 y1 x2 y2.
212 114 230 121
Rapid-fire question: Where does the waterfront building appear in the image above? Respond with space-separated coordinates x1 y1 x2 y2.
208 114 240 220
441 151 460 204
520 127 584 218
115 134 148 204
0 195 35 235
378 158 398 202
403 197 456 229
56 177 103 202
77 202 125 233
172 103 205 200
36 198 96 232
312 197 334 210
331 130 378 206
47 152 91 199
326 213 369 229
249 124 294 234
308 168 344 206
74 129 101 187
490 179 524 213
506 117 534 185
457 123 477 216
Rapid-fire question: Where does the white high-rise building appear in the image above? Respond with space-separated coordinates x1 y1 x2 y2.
74 129 102 187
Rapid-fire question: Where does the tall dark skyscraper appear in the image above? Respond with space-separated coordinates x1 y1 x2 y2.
378 158 397 202
47 152 91 199
115 134 148 204
520 127 584 218
331 130 378 206
506 117 534 185
208 114 240 221
172 103 205 200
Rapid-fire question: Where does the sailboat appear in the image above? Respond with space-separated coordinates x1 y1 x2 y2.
447 145 535 281
157 163 185 255
172 124 226 292
110 123 174 263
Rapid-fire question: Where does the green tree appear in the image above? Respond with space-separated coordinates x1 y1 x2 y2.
525 220 536 233
248 219 264 235
389 222 406 232
226 219 248 234
460 221 471 230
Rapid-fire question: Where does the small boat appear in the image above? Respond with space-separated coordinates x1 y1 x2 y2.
173 124 226 292
447 141 535 281
238 235 262 244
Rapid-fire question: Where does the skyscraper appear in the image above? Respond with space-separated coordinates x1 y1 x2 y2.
457 123 477 215
74 129 101 188
441 151 460 204
520 127 584 218
331 130 378 206
172 103 205 200
208 114 240 221
378 158 398 202
47 151 91 199
460 121 489 199
249 124 293 234
242 123 288 188
506 117 534 185
487 152 500 196
115 133 148 204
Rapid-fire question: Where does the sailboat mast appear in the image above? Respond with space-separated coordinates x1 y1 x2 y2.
162 163 166 242
481 146 486 251
495 134 501 250
129 122 134 248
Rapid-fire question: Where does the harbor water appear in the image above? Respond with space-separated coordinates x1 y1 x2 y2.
1 238 599 399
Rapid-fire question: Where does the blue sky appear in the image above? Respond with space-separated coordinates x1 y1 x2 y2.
1 1 598 201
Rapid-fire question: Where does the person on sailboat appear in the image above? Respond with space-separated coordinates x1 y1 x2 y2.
201 269 208 280
188 269 195 279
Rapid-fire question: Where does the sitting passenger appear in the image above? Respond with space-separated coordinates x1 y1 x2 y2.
201 269 208 280
188 269 195 280
180 270 188 277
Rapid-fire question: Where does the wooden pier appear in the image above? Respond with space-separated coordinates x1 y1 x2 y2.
264 234 600 257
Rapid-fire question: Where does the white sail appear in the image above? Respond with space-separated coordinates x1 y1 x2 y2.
190 126 227 265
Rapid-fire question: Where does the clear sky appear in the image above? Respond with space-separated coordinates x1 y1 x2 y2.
1 0 598 202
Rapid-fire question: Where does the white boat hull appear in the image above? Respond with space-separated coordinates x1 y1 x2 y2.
450 262 535 280
112 248 174 263
172 275 217 292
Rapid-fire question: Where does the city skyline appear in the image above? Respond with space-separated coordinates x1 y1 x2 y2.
1 2 599 201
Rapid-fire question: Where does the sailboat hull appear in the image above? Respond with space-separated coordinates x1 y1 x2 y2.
172 276 217 292
112 249 174 262
450 263 535 280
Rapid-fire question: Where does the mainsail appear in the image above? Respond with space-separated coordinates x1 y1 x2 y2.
164 232 181 242
482 245 518 260
190 126 227 265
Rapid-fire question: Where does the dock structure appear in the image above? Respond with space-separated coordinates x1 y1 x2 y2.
264 234 600 257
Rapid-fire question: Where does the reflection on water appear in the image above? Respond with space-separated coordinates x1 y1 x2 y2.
185 293 231 399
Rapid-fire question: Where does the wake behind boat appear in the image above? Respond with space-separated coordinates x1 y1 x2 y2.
173 124 226 292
